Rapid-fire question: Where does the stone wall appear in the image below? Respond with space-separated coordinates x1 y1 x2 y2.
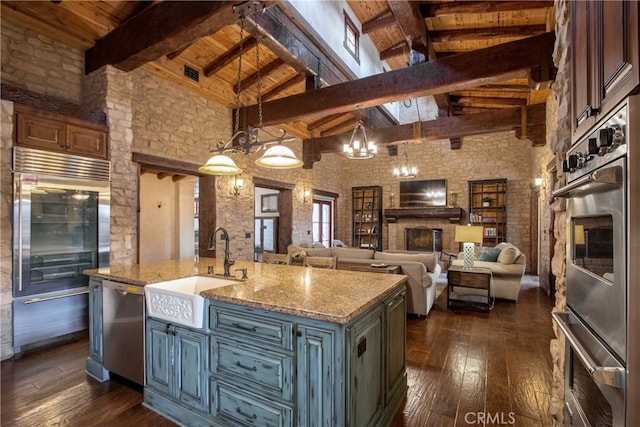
548 0 573 424
1 18 83 103
0 100 14 360
339 130 542 261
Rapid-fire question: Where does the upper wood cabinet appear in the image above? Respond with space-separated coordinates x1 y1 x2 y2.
571 0 639 142
15 105 109 160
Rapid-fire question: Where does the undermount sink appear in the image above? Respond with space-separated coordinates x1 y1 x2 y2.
145 276 236 328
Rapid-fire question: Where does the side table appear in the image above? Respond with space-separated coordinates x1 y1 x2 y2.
446 266 493 312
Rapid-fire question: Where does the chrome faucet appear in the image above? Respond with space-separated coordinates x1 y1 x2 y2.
207 226 235 277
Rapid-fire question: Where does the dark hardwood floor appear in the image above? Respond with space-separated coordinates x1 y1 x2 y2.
1 280 554 427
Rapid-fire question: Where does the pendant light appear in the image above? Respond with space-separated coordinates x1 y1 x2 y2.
343 120 377 159
393 142 418 178
199 2 301 174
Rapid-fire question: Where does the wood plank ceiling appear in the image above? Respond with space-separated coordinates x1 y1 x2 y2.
1 0 555 167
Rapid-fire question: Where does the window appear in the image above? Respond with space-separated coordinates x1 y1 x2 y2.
343 10 360 63
312 199 333 248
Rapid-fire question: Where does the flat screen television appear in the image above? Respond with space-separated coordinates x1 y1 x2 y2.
399 179 447 207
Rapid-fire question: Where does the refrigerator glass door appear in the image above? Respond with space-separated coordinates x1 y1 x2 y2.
14 176 102 296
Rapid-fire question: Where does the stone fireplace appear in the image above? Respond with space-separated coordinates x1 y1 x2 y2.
384 207 463 254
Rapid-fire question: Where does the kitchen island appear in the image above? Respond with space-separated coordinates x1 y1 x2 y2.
85 257 409 426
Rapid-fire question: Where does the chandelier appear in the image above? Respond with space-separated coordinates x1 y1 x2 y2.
199 1 302 175
393 142 417 178
343 120 377 159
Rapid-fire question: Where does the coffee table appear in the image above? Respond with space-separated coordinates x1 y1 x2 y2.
446 266 493 312
337 261 401 274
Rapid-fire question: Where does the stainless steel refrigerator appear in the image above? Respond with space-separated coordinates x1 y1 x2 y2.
12 147 110 353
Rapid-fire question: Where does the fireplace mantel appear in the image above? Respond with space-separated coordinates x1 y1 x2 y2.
384 207 464 223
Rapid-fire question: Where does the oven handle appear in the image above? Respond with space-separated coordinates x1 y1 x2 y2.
552 165 622 198
552 313 625 389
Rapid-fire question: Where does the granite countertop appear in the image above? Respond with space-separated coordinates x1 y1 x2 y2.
85 257 408 324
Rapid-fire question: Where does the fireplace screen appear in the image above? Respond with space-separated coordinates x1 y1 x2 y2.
405 227 442 252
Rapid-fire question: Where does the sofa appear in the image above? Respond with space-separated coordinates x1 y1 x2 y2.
287 245 441 316
450 242 526 301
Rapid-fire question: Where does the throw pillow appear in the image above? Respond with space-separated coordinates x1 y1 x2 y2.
497 244 520 264
478 247 501 262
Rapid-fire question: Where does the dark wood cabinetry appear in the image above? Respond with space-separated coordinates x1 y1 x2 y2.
15 105 108 159
468 179 507 247
352 186 383 250
571 0 639 142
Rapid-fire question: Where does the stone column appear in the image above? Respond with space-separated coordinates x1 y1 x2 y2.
549 1 572 424
83 66 137 265
0 100 14 360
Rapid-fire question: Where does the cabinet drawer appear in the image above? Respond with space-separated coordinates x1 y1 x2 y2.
211 337 293 401
210 379 293 427
210 305 293 350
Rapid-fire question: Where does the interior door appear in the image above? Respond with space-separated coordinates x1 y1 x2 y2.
254 218 278 262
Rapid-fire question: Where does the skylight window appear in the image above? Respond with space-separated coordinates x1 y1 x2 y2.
343 10 360 63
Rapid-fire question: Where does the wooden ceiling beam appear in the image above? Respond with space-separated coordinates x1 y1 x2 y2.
238 32 555 128
262 74 305 101
362 13 397 34
320 117 358 137
302 104 546 167
429 25 547 42
86 1 256 73
236 58 285 93
423 1 555 16
380 43 407 61
388 0 429 54
203 36 257 77
307 113 345 131
451 95 528 106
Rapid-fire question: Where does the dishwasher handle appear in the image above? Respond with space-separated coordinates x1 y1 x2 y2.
102 279 145 295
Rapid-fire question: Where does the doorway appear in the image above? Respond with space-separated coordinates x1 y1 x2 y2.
254 217 278 262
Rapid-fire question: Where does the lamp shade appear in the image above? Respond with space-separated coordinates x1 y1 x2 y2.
454 225 484 243
255 145 303 169
199 154 242 175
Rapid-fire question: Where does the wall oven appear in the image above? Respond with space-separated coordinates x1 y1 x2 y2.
12 147 110 353
553 95 638 426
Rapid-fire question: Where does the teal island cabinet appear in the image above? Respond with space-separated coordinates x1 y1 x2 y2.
85 258 408 426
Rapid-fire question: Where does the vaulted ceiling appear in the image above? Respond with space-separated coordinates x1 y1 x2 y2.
1 0 556 167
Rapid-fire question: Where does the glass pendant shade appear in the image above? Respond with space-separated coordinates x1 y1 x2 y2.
255 144 303 169
199 154 243 175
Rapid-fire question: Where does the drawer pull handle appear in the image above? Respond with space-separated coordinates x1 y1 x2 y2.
236 407 257 419
231 322 257 332
235 361 257 372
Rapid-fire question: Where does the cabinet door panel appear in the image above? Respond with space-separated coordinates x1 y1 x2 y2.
571 0 598 134
386 290 406 404
296 325 336 426
88 279 103 363
16 113 66 152
348 306 384 426
66 125 108 159
146 320 172 396
175 329 208 412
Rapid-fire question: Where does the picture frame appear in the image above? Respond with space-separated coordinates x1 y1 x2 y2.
261 194 279 213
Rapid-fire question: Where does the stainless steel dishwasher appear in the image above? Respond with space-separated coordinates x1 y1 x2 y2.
102 279 145 385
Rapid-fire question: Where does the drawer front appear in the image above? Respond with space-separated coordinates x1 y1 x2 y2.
212 337 293 401
210 306 293 350
210 379 293 427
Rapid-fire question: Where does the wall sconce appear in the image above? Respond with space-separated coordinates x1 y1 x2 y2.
303 186 311 205
231 175 244 197
534 177 544 188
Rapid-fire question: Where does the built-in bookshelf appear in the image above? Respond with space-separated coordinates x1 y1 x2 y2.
468 179 507 247
352 186 383 250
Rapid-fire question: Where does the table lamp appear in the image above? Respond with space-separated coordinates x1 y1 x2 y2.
455 225 484 270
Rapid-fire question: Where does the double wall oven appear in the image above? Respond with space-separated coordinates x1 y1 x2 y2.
553 95 639 426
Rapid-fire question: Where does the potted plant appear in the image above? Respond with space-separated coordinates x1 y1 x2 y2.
482 197 492 207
